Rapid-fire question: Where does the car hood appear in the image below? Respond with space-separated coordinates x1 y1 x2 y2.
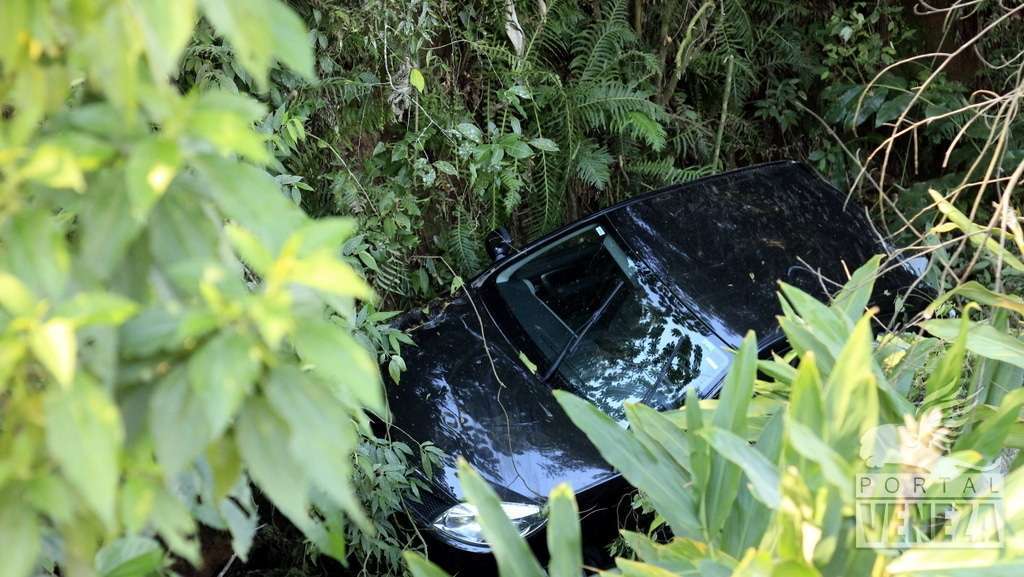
385 294 614 504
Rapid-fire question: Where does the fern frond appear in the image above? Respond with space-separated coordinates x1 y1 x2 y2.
574 140 613 190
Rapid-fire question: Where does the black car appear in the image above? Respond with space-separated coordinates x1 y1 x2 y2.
382 161 923 567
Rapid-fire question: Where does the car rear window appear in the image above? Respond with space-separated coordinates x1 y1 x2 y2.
495 225 729 420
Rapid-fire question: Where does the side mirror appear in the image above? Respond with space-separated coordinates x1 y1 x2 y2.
485 226 514 262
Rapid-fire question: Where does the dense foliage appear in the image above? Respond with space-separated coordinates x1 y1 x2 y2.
2 1 1023 577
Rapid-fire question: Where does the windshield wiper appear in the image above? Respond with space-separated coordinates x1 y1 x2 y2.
540 279 625 383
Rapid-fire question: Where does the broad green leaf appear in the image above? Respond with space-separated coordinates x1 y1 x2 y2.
291 217 358 256
151 488 200 565
195 156 305 253
788 352 824 433
435 160 458 175
125 137 181 220
55 292 139 327
0 271 36 315
17 142 85 191
286 251 374 301
0 209 69 300
456 122 482 143
404 552 452 577
46 377 124 528
95 537 164 577
923 319 1024 369
528 137 559 152
206 439 243 503
221 498 257 561
188 330 262 437
78 172 144 281
555 390 701 537
457 460 546 577
147 183 220 269
922 312 968 408
626 402 692 473
150 368 211 477
292 318 383 412
235 398 310 529
187 91 270 163
706 331 758 533
409 68 425 93
199 0 274 87
132 0 197 81
874 92 914 127
265 0 315 80
923 281 1024 318
823 314 879 454
955 388 1024 457
547 484 582 577
225 224 273 274
830 255 882 321
702 428 781 509
30 318 76 386
0 500 41 577
786 421 852 502
265 367 369 531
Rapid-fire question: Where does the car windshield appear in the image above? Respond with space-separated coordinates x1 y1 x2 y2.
495 224 729 420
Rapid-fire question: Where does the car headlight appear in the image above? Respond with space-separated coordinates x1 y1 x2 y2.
431 502 544 548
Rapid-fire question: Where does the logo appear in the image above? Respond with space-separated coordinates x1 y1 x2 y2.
855 409 1005 549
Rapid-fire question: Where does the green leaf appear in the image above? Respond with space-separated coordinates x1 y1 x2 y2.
78 172 144 281
874 92 914 127
292 318 383 412
0 271 36 315
95 537 164 577
409 68 425 93
528 137 559 152
830 255 881 321
555 391 701 537
457 460 546 577
150 368 212 477
195 156 305 253
30 318 76 386
701 428 780 509
923 319 1024 369
434 160 458 175
235 398 310 528
0 209 69 300
132 0 197 81
265 366 368 531
924 281 1024 318
456 122 482 143
705 332 758 533
0 500 41 577
55 292 139 327
187 91 270 163
200 0 313 88
265 0 315 80
125 137 181 220
46 377 124 528
785 421 852 502
188 330 262 437
225 224 273 275
404 552 452 577
287 251 374 301
547 484 582 577
823 314 879 454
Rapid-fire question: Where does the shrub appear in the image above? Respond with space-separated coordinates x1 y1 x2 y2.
0 2 382 576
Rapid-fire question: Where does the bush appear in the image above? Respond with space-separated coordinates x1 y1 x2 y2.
0 2 383 576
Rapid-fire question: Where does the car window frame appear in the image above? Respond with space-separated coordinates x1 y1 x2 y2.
478 213 730 405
